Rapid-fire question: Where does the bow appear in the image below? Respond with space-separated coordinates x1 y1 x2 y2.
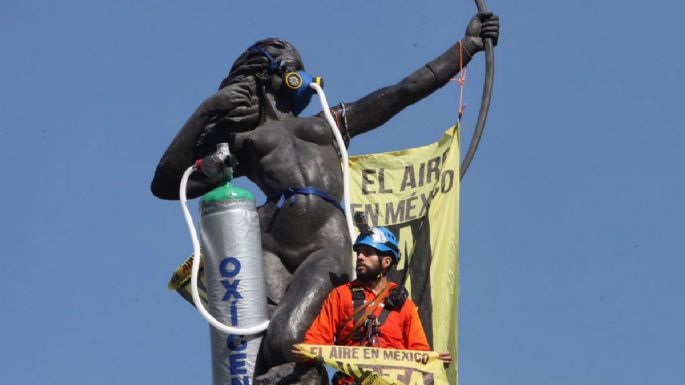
460 0 495 180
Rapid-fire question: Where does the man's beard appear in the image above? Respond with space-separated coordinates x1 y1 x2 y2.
356 264 382 282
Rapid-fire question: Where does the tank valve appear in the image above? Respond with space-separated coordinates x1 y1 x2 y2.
195 143 235 179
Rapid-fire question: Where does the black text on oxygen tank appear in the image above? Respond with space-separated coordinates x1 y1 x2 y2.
220 256 250 384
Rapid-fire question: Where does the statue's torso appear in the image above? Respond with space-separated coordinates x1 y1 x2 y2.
235 116 349 266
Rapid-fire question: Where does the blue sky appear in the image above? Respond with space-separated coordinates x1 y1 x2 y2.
2 1 684 384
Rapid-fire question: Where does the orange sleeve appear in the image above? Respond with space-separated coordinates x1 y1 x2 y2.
403 300 431 351
303 287 343 345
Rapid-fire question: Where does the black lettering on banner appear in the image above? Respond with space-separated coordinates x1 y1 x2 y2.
441 148 450 167
351 203 363 217
405 193 418 221
386 200 405 224
365 203 379 226
376 367 405 384
346 363 363 378
426 156 440 184
359 370 380 385
440 170 454 194
422 371 435 385
358 370 371 383
362 169 376 194
351 203 380 227
401 165 416 191
418 192 431 217
378 168 393 193
349 362 436 385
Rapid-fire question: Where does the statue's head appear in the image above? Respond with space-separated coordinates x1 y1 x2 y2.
217 39 319 121
220 38 304 90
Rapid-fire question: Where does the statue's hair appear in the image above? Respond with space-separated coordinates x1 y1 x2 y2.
205 39 301 130
219 38 301 90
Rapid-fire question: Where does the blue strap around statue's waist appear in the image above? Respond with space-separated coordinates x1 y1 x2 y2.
268 187 344 213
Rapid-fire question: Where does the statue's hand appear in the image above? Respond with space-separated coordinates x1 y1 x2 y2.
194 77 260 155
464 11 500 52
202 76 259 123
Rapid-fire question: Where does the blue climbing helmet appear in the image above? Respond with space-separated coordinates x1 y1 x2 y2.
353 226 400 264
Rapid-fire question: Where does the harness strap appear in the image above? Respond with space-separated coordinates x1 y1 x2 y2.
351 287 365 341
337 285 390 346
268 187 344 213
378 307 392 325
347 287 403 343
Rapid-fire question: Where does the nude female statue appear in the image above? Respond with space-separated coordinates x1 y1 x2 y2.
151 12 498 374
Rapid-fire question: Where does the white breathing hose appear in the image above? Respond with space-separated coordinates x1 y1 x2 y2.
179 165 270 335
309 82 356 245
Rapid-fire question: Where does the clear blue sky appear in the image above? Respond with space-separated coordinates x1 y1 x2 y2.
2 1 683 384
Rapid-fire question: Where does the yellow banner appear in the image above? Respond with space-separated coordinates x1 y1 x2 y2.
348 125 460 385
296 344 447 385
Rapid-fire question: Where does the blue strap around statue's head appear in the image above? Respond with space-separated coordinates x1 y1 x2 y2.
249 44 281 73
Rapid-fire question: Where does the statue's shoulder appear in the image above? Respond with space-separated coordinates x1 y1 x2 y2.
289 116 334 144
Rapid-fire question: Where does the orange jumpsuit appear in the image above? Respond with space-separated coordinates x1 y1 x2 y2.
303 280 430 351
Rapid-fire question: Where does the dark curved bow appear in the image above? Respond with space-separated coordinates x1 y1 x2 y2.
460 0 495 180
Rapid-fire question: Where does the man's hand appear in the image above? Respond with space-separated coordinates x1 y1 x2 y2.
465 11 500 52
438 351 452 368
291 344 310 363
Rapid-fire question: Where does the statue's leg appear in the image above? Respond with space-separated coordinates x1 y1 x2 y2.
262 249 292 317
260 247 350 369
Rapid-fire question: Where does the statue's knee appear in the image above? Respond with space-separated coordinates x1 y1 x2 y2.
265 322 298 349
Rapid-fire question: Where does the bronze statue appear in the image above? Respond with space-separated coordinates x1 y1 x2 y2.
151 12 499 377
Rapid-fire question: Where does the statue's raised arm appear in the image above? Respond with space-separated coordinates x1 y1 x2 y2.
336 12 499 139
150 75 261 199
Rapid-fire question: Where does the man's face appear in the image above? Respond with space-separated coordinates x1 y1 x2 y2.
355 245 383 282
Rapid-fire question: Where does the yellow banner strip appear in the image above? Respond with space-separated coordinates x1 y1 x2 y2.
296 344 448 385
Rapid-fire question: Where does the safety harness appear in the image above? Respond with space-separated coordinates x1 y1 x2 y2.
267 187 344 213
352 287 394 344
337 285 403 347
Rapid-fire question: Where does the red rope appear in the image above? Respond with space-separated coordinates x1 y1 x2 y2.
450 41 468 121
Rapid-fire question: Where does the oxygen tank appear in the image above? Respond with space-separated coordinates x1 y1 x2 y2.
200 180 268 385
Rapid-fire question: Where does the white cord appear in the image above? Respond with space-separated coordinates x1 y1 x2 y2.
310 82 356 245
180 165 270 335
